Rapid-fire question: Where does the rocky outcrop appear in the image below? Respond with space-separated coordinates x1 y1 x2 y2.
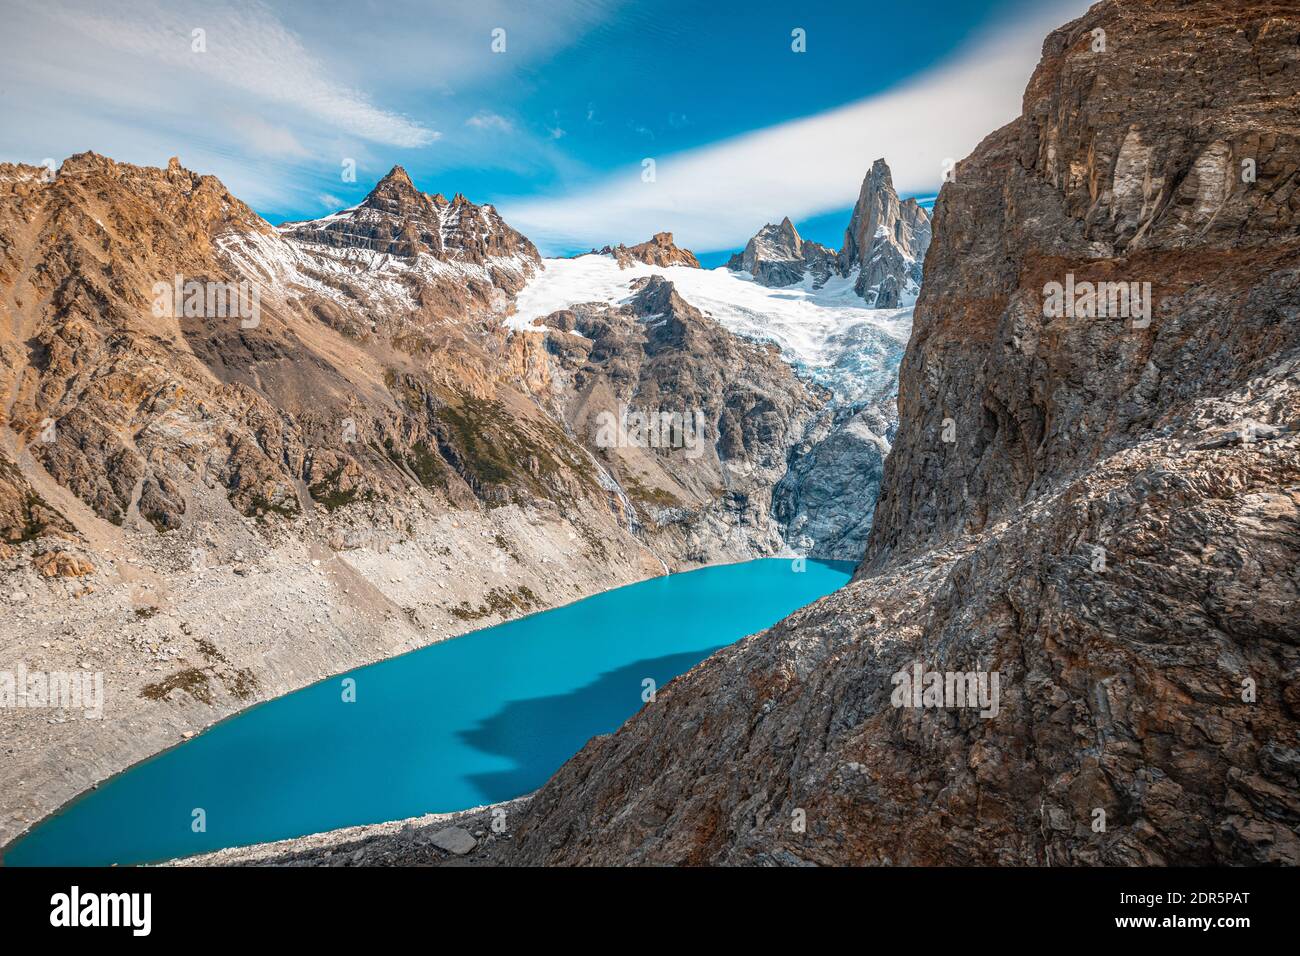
839 158 931 307
540 275 827 561
0 455 74 545
773 400 894 559
725 218 838 288
482 0 1300 866
596 232 701 269
727 160 929 306
771 313 910 560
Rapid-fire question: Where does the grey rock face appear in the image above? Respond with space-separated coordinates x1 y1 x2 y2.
839 159 932 307
774 402 894 560
481 0 1300 867
726 217 838 288
539 275 828 562
771 314 910 560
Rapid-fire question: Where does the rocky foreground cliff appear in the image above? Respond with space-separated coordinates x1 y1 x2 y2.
429 0 1298 866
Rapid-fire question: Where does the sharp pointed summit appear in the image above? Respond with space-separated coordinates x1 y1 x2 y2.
276 165 539 277
376 164 414 188
726 215 838 289
839 158 931 307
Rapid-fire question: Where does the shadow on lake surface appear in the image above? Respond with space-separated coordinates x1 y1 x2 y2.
459 648 720 801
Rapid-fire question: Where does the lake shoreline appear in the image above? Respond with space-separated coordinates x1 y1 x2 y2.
171 797 527 867
5 546 847 868
0 500 675 860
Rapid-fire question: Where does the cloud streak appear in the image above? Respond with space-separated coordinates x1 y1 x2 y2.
503 0 1090 253
465 112 515 134
40 0 437 147
0 0 623 215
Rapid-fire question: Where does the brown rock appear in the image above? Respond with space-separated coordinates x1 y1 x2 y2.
32 550 94 578
596 232 702 269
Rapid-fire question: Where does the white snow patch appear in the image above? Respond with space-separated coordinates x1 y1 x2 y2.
217 227 534 313
508 254 911 382
845 416 892 455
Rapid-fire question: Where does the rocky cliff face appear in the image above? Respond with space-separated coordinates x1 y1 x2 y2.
727 159 930 308
773 400 895 559
540 275 826 561
488 0 1300 866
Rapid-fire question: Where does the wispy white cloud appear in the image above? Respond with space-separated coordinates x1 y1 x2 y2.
0 0 618 213
503 0 1091 253
39 0 438 147
465 111 515 134
228 113 311 158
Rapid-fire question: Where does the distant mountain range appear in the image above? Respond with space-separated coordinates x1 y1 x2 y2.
728 158 931 308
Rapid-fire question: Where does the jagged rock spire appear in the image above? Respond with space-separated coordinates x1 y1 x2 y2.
839 158 931 307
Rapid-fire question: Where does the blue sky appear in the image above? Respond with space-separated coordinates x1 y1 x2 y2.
0 0 1090 260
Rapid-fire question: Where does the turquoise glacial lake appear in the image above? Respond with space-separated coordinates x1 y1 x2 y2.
5 558 852 866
